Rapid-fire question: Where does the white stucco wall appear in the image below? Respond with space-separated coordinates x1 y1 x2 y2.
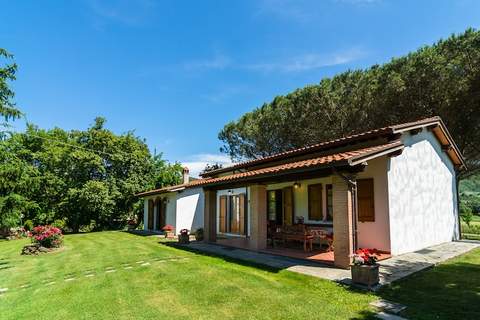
175 187 204 234
355 156 391 252
164 193 177 229
388 129 459 255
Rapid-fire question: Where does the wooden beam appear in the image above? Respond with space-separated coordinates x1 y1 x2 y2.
442 144 453 152
388 149 404 157
409 128 422 135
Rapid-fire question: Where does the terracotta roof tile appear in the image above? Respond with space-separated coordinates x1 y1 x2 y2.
137 141 403 197
201 116 444 177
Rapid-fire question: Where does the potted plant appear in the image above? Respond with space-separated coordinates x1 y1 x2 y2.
178 229 190 244
162 224 175 239
351 248 379 288
194 228 204 241
127 219 136 231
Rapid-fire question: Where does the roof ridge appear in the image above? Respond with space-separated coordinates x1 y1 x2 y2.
201 116 444 177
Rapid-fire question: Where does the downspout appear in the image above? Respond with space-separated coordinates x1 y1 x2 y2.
332 168 359 253
455 169 462 240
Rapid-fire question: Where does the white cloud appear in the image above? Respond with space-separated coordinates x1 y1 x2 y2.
181 153 233 178
335 0 381 4
247 48 368 73
182 48 367 75
183 53 232 71
257 0 382 22
200 85 248 104
88 0 156 27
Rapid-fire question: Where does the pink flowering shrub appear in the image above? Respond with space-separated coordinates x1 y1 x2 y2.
29 225 63 248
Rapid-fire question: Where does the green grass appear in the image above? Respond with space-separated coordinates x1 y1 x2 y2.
2 232 479 320
380 247 480 320
0 231 376 320
461 217 480 240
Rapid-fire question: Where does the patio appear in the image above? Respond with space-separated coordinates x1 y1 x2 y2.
181 240 480 288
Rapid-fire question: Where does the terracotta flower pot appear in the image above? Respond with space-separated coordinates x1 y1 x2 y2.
351 264 379 288
178 233 190 244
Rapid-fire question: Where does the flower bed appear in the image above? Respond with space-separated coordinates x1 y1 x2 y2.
29 226 63 248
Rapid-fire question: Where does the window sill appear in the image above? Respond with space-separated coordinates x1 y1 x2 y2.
216 233 248 238
302 222 333 227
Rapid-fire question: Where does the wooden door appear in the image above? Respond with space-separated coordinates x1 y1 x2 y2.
239 193 246 235
156 198 166 230
161 200 167 228
283 187 294 225
155 198 161 230
219 195 227 233
308 184 323 221
147 199 154 230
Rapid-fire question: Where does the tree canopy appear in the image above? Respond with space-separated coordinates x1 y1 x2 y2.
219 28 480 177
0 49 21 123
0 118 182 232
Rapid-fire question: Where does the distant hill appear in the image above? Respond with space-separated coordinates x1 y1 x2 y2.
460 174 480 214
460 174 480 195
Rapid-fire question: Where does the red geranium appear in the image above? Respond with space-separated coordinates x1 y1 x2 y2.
353 248 378 265
162 224 174 232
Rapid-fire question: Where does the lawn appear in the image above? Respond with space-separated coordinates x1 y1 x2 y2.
1 232 479 320
0 231 376 320
380 247 480 320
461 215 480 240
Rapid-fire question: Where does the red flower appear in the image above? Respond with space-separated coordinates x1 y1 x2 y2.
162 224 174 232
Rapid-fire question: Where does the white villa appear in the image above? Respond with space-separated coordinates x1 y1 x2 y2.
137 117 465 269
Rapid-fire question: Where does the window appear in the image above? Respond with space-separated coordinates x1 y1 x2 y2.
219 193 247 236
326 184 333 221
308 184 323 221
267 190 283 225
357 179 375 222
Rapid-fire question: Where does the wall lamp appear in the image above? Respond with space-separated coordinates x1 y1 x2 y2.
293 182 301 189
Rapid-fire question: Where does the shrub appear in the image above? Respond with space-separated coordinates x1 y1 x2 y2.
194 228 204 241
52 219 66 231
29 225 63 248
80 220 97 233
24 220 34 231
462 223 480 235
461 209 474 226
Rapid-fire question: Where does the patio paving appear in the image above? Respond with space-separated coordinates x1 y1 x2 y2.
183 240 479 287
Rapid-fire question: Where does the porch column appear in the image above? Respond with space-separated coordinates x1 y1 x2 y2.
249 184 267 250
143 199 148 231
332 175 354 269
204 189 217 242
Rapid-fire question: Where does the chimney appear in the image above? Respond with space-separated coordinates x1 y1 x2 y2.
182 167 189 184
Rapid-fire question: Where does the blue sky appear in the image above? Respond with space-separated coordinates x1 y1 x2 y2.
1 0 479 176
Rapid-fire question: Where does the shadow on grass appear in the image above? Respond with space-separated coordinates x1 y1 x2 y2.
123 230 165 237
161 241 284 273
0 258 12 271
378 260 480 320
